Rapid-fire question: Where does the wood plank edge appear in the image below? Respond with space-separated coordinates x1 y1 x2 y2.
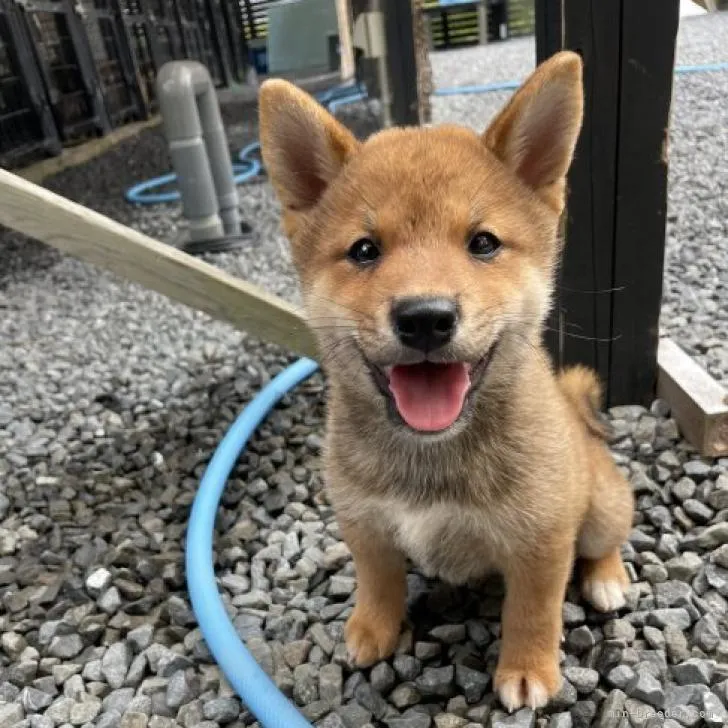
657 337 728 458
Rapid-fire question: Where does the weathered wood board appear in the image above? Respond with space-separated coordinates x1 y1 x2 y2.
0 168 317 359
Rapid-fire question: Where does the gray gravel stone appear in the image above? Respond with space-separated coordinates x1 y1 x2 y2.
390 684 421 709
384 712 431 728
648 608 692 630
607 665 635 690
626 672 665 708
202 697 240 723
490 708 536 728
672 658 715 685
394 655 422 682
48 634 84 659
102 642 131 689
415 666 455 698
703 691 728 726
454 664 489 703
354 683 388 720
428 625 466 644
97 712 122 728
562 667 599 695
371 663 396 695
70 696 102 725
549 714 572 728
119 712 148 728
338 701 374 727
319 663 343 705
0 704 24 728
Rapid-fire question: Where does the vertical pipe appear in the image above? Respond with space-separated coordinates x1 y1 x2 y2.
157 62 225 242
197 83 241 236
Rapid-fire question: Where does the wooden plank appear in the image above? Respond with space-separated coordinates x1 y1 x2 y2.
657 339 728 457
608 0 679 405
0 169 317 359
335 0 356 81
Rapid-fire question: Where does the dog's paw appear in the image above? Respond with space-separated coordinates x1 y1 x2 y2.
582 578 626 612
494 660 561 712
581 550 629 612
345 608 401 667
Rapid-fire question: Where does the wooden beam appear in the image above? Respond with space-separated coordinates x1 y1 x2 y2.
382 0 420 126
608 0 679 406
335 0 356 82
657 339 728 458
0 169 317 359
538 0 679 407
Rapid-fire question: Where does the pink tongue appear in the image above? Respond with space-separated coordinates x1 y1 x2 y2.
388 363 471 432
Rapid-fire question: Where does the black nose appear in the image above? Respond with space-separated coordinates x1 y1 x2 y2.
391 297 458 352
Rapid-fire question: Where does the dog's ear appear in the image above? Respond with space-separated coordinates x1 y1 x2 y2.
259 79 360 213
483 51 583 211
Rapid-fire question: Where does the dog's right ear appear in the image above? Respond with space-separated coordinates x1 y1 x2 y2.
259 79 360 214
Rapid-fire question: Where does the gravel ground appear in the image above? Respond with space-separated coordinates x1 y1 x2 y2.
2 13 728 728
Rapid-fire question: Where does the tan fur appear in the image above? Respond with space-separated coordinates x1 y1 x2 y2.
259 51 634 712
558 365 610 439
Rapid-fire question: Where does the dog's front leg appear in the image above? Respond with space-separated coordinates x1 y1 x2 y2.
341 519 407 667
494 541 573 711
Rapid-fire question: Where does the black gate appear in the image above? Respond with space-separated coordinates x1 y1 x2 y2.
83 0 145 125
0 0 248 167
0 0 61 162
24 0 110 140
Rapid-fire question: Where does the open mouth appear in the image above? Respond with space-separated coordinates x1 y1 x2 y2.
367 346 497 433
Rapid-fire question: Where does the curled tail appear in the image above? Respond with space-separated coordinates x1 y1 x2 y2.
557 365 610 440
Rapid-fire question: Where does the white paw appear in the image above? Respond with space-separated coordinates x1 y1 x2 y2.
582 578 626 612
497 674 550 712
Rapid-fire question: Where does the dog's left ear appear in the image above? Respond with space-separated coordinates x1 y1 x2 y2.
483 51 583 212
259 79 360 214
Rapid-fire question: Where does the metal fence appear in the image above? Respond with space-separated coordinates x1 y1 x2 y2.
423 0 534 49
0 0 248 167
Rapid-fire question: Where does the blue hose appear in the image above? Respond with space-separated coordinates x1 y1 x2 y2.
125 83 366 205
186 357 319 728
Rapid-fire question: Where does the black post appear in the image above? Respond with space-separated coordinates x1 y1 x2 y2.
537 0 678 407
382 0 419 126
63 0 112 133
4 1 62 156
608 1 679 405
205 0 233 87
535 0 561 62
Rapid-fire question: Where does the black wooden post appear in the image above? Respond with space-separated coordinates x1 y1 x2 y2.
382 0 419 126
537 0 679 407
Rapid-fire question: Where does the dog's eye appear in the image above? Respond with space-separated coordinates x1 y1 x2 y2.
347 238 380 265
468 232 502 260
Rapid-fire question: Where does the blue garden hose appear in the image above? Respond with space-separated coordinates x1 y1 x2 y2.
125 82 366 205
186 357 319 728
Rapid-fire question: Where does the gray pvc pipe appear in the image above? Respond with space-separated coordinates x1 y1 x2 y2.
157 61 242 242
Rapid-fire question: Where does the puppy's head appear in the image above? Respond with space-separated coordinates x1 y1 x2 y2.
260 52 583 438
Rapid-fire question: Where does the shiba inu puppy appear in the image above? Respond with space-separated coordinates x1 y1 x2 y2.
259 51 634 711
